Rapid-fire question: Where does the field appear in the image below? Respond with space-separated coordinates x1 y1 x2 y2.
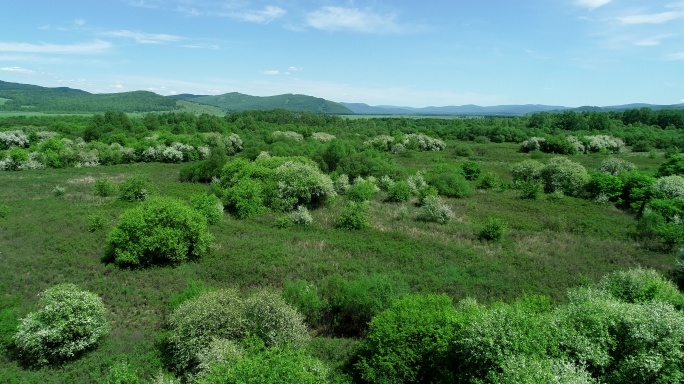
0 134 677 382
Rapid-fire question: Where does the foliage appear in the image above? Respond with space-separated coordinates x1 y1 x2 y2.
13 284 110 366
478 217 508 241
104 360 142 384
273 161 336 211
585 135 625 153
223 178 267 219
491 355 595 384
597 157 636 176
418 195 455 224
119 174 154 202
386 181 413 202
477 171 500 190
355 294 458 384
461 161 481 181
289 205 313 226
596 268 684 309
346 180 378 202
652 175 684 199
104 196 212 267
243 290 309 348
658 154 684 177
283 280 326 327
585 172 623 202
427 171 471 198
95 178 117 197
336 201 370 230
511 159 543 182
539 157 589 196
190 193 224 225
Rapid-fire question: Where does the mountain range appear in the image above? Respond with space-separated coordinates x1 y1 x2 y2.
1 80 683 116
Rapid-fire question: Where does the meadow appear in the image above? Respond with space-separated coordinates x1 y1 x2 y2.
0 109 683 382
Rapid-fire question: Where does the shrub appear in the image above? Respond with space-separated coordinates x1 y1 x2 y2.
597 158 636 176
104 197 212 268
167 289 246 373
519 137 546 153
197 343 330 384
492 355 594 384
428 171 471 198
0 204 9 218
478 172 500 190
478 217 508 241
510 160 543 182
333 174 351 195
52 185 66 197
195 338 244 378
94 178 117 197
585 135 625 153
652 175 684 199
223 178 266 219
461 161 481 181
190 193 224 225
336 201 370 230
418 195 455 224
355 294 459 384
119 174 154 202
658 154 684 177
104 360 142 384
346 180 378 202
13 284 110 366
243 290 309 348
585 172 623 202
282 280 326 327
596 268 684 309
452 143 474 157
386 181 413 202
416 185 439 206
539 157 589 196
273 161 336 210
515 180 543 199
321 274 409 336
87 213 109 232
289 205 313 226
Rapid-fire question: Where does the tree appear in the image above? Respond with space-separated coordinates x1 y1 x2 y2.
13 284 110 366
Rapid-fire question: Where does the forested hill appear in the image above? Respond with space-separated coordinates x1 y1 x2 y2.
172 92 353 114
0 80 178 113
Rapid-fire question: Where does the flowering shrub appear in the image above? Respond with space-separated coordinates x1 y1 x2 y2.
13 284 109 366
519 137 546 153
333 174 350 195
597 158 636 175
539 157 589 196
311 132 336 142
289 205 313 226
243 290 310 348
0 130 29 149
418 195 455 224
105 196 212 267
161 146 184 163
272 130 304 141
273 161 336 210
566 136 586 154
364 135 395 151
407 171 427 193
402 133 446 151
585 135 625 153
652 175 684 199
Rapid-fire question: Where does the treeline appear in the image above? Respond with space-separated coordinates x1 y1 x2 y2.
0 89 178 113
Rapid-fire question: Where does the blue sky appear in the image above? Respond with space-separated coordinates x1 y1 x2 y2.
1 0 683 107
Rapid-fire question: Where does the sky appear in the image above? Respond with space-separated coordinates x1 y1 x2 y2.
1 0 683 107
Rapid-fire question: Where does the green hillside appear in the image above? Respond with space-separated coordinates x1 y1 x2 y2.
0 80 177 113
178 92 353 114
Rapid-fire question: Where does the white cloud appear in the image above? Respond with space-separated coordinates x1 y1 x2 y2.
306 7 401 34
288 66 303 71
0 40 111 54
0 66 34 74
102 30 182 44
575 0 613 10
262 70 280 75
618 11 683 24
230 6 286 24
665 52 684 60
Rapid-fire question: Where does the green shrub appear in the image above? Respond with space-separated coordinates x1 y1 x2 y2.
461 161 481 181
346 180 378 202
478 172 500 190
168 279 212 311
13 284 110 366
104 197 213 268
478 217 508 241
119 174 154 202
223 178 266 219
428 171 471 198
355 294 459 384
94 178 117 197
190 193 224 225
452 143 474 157
87 212 109 232
0 204 9 218
0 297 20 356
596 268 684 309
386 181 413 202
336 201 370 230
104 360 142 384
167 289 246 373
243 290 309 348
272 161 336 210
418 195 454 224
283 280 326 327
585 172 623 202
321 274 409 336
416 185 439 206
197 343 330 384
657 154 684 176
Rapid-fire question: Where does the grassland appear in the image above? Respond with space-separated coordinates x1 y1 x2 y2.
0 137 675 382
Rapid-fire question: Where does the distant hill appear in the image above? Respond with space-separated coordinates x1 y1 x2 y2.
173 92 353 114
0 80 177 113
340 102 571 116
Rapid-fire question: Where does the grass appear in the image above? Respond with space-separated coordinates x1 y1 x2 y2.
0 141 677 382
